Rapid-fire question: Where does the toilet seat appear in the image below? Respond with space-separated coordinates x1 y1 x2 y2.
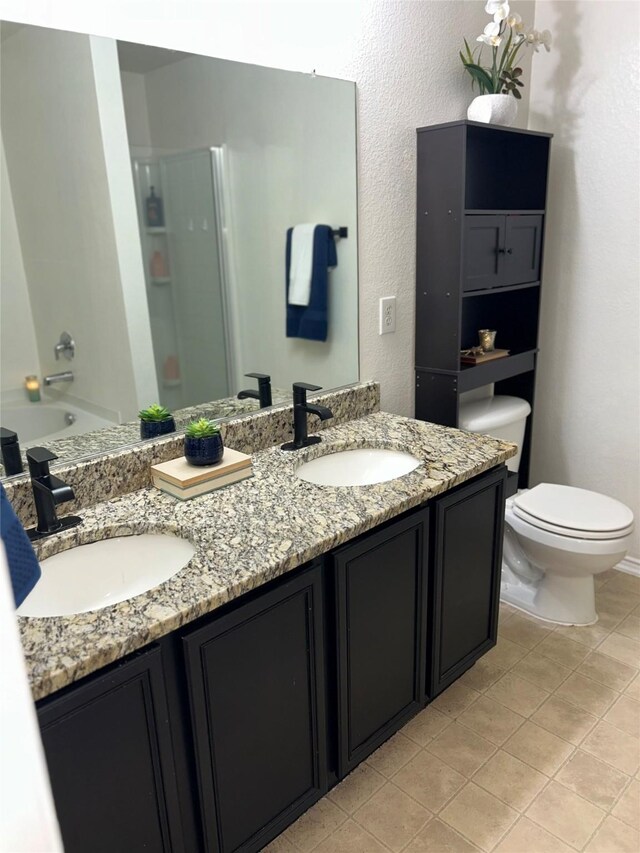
513 484 635 541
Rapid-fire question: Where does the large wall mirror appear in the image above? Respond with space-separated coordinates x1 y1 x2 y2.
0 22 358 478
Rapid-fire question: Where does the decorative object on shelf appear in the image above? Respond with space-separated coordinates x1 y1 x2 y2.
460 347 510 365
478 329 497 351
24 375 41 403
150 250 168 278
145 186 165 227
138 403 176 440
184 418 224 467
152 446 252 499
460 1 552 126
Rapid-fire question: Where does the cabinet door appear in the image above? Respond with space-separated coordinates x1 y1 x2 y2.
38 645 185 853
183 563 326 853
333 509 429 777
429 467 506 696
504 214 543 284
463 215 505 291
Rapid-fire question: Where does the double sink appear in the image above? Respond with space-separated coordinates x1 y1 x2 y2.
18 447 421 618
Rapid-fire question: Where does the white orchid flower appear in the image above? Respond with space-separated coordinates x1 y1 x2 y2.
540 29 552 52
507 12 524 33
526 29 541 52
477 20 502 46
485 0 510 20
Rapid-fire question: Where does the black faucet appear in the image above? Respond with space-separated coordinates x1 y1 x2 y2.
1 427 24 476
26 447 82 541
281 382 333 451
237 372 273 408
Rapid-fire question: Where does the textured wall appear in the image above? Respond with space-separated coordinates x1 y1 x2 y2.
0 0 535 415
528 0 640 558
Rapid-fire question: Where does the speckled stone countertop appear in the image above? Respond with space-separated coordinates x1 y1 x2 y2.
20 411 516 701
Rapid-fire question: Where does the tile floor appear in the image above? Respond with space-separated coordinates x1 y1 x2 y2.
264 569 640 852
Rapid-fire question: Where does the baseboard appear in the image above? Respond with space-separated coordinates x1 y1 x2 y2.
615 556 640 577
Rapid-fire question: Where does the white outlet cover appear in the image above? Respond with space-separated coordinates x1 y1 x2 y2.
379 296 396 335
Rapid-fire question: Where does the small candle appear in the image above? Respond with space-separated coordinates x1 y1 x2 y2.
25 375 41 403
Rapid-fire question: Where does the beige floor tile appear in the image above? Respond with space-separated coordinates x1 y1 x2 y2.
612 778 640 831
625 673 640 702
597 587 640 618
482 637 528 670
284 797 347 852
555 749 630 810
578 650 638 691
365 732 421 778
584 814 640 853
581 720 640 775
457 695 525 746
554 621 610 650
402 705 450 747
604 693 640 737
512 651 573 692
596 607 625 632
494 816 574 853
599 633 640 669
440 782 518 852
353 782 430 852
499 602 517 621
555 672 618 716
504 721 574 775
262 833 296 852
616 615 640 642
404 817 480 852
392 751 466 813
430 682 480 718
499 613 552 649
605 572 640 596
486 672 550 717
459 658 507 693
312 818 389 853
537 634 591 669
531 696 598 745
427 722 496 778
328 763 386 814
526 781 605 849
473 750 547 811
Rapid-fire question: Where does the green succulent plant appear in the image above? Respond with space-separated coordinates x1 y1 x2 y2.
185 418 220 439
138 403 173 422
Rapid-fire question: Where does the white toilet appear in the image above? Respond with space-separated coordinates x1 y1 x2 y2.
460 390 635 626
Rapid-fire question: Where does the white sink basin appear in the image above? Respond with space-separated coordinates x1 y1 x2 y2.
18 534 195 617
296 448 421 487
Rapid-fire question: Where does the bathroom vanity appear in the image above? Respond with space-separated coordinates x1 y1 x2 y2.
18 409 514 853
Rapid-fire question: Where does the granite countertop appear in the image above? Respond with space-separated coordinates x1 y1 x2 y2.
20 411 516 701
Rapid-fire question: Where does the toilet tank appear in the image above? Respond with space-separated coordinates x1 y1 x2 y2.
459 395 531 473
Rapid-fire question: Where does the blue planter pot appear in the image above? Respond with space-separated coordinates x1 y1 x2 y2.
184 434 224 466
140 417 176 440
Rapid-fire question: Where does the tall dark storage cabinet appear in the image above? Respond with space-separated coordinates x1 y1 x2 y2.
415 121 552 491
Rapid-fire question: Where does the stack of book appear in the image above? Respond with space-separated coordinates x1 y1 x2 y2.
151 448 253 500
460 348 510 365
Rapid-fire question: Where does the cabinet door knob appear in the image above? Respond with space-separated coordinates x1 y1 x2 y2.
497 247 506 254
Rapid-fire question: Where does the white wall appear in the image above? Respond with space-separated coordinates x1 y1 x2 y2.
0 24 145 420
0 137 40 392
0 0 535 415
528 0 639 559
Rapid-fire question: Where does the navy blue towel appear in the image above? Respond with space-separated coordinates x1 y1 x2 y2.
286 225 337 342
0 483 41 608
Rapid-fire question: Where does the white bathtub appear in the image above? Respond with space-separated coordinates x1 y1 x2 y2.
0 399 115 446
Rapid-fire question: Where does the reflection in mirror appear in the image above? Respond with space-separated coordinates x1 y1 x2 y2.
0 24 358 477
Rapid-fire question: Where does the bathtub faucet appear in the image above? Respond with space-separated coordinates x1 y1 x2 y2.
43 371 74 386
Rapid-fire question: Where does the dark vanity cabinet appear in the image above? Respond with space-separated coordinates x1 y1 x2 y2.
37 644 185 853
182 562 327 853
415 121 552 490
429 466 506 696
332 509 429 777
35 466 506 852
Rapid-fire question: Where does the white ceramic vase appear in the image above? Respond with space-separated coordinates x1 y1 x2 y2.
467 94 518 127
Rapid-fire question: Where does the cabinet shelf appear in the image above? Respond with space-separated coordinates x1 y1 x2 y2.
462 280 540 298
465 209 545 216
458 349 537 392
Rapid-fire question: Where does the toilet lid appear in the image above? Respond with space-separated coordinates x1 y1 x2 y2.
513 484 635 540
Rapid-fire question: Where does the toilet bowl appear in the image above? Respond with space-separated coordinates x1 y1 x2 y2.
502 484 634 625
459 391 635 626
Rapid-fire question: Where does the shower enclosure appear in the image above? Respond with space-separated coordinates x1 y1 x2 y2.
132 147 235 411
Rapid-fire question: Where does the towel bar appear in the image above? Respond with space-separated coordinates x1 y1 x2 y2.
332 227 348 239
